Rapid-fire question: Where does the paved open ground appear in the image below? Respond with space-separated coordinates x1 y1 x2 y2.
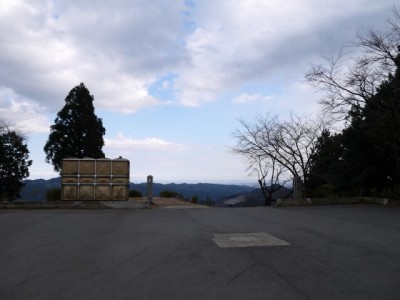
1 205 399 299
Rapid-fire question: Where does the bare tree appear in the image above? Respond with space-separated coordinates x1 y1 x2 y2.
232 114 326 198
0 118 10 133
306 8 400 118
246 153 292 205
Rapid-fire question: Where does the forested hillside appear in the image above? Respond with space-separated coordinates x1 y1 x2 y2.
20 178 253 203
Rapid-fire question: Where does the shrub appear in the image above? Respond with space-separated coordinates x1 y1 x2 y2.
159 190 179 198
205 196 213 205
316 183 337 198
380 184 400 200
129 189 143 198
191 195 198 203
46 188 61 201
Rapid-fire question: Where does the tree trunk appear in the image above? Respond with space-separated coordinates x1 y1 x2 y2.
258 179 271 206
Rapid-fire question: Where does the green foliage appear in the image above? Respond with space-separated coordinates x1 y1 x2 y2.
338 58 400 195
309 55 400 197
305 13 400 198
310 184 337 198
307 130 343 197
380 184 400 200
191 195 198 203
0 124 32 200
46 188 61 201
44 83 106 173
205 195 212 205
159 190 180 198
129 189 142 198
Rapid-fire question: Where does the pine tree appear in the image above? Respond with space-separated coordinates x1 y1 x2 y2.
44 83 106 172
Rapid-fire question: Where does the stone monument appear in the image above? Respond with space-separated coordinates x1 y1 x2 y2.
147 175 153 205
293 175 303 199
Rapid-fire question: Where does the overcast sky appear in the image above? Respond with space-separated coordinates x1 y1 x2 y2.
0 0 396 184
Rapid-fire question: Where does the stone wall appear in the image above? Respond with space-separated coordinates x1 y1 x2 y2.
275 197 400 207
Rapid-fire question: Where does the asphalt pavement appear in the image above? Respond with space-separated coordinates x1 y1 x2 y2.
1 205 399 299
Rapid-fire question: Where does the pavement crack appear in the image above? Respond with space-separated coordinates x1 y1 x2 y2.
226 263 257 286
17 267 83 287
96 242 155 274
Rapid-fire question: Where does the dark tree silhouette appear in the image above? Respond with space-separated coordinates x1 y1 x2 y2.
341 55 400 192
307 55 400 197
0 120 32 200
305 8 400 198
44 83 106 172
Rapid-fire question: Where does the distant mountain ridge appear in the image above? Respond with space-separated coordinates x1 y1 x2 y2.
20 178 254 203
21 178 61 202
129 182 254 203
215 186 292 207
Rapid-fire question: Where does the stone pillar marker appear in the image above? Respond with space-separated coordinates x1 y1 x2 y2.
293 176 303 199
147 175 153 206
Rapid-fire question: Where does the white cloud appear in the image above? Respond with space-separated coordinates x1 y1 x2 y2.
269 81 324 117
172 0 394 106
104 133 189 152
0 87 50 133
0 0 397 184
0 0 186 113
232 93 276 104
0 0 395 113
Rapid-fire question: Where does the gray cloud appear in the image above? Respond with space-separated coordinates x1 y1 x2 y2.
174 0 395 104
0 0 396 128
0 0 189 115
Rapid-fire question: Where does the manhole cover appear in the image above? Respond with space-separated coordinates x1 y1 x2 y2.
212 232 290 248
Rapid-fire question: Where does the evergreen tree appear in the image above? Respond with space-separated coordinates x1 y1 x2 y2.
338 108 394 195
307 130 343 197
309 54 400 196
339 54 400 194
361 55 400 184
0 124 32 200
44 83 106 172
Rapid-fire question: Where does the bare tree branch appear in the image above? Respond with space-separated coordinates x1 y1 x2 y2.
306 8 400 118
232 114 327 197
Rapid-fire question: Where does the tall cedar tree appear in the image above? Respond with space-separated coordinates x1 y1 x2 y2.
0 127 32 200
44 83 106 172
